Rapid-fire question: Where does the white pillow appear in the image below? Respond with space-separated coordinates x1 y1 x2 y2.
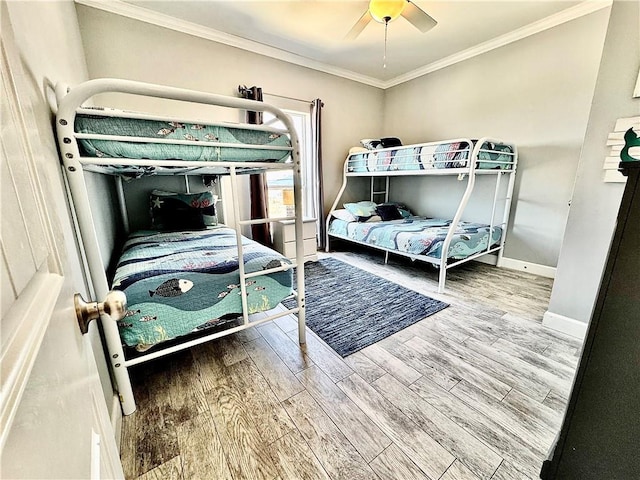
349 146 368 155
331 209 357 222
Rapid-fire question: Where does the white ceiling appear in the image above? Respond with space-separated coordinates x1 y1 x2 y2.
79 0 609 88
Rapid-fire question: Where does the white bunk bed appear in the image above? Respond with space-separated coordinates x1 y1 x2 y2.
326 138 517 293
55 78 306 415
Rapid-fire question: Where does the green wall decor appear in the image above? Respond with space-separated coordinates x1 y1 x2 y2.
621 127 640 163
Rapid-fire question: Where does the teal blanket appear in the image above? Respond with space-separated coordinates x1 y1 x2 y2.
112 228 293 351
329 216 502 260
76 112 291 163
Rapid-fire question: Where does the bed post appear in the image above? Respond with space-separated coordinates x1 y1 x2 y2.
325 156 350 252
228 166 251 327
437 138 477 293
287 121 306 345
56 106 137 414
496 145 518 267
115 177 130 235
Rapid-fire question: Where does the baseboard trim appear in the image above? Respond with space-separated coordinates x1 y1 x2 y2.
473 254 498 266
542 311 588 340
473 255 556 279
499 257 556 278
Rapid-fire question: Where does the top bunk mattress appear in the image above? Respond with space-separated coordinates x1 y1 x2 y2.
347 140 515 174
75 109 292 164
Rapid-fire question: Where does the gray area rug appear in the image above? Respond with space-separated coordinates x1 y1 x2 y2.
283 257 449 357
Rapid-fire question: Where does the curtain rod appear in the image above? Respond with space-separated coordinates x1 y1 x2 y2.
264 91 314 105
238 85 317 106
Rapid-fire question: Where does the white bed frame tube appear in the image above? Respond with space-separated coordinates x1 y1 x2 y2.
325 157 350 252
57 134 137 414
496 144 518 267
487 172 502 253
115 177 130 235
291 128 306 345
228 166 251 326
56 78 306 414
437 138 479 293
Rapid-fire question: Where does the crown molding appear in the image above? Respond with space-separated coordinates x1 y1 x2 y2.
384 0 613 88
75 0 611 91
74 0 387 89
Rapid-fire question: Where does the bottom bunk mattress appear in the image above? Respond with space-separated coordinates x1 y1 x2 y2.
112 227 293 351
328 216 502 261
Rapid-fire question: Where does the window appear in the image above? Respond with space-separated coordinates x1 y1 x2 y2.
263 108 316 220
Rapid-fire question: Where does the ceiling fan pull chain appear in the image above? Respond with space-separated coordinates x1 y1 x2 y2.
383 17 389 69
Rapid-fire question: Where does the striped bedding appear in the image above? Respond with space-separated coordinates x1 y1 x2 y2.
75 109 291 169
328 216 502 261
347 140 514 173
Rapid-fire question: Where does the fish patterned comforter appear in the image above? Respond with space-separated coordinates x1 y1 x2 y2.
328 216 502 260
75 109 292 167
112 228 293 351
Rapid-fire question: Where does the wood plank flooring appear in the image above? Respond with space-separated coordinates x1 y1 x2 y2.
120 250 582 480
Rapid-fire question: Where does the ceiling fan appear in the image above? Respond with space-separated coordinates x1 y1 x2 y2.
345 0 437 40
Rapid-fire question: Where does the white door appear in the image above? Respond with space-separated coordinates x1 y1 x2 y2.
0 9 123 479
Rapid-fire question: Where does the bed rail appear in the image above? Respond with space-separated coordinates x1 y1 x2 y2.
56 78 306 415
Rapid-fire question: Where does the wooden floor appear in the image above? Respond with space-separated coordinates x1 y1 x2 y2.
120 250 582 480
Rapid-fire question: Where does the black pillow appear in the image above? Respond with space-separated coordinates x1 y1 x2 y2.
375 204 403 221
150 190 216 231
380 137 402 148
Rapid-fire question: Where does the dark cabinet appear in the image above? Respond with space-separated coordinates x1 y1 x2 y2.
541 162 640 479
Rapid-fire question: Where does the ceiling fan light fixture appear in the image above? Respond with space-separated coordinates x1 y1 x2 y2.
369 0 405 24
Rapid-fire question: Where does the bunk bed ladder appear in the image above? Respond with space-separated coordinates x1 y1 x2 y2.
370 176 390 203
372 176 391 264
228 177 307 343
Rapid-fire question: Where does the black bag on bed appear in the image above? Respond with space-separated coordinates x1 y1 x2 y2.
380 137 402 148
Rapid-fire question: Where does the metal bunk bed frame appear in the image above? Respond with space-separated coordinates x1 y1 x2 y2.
325 137 518 293
55 78 306 415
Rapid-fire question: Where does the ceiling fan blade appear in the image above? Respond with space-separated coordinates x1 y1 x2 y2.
402 1 437 33
344 10 372 40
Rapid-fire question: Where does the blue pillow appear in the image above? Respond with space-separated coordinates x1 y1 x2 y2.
398 208 412 218
344 201 377 220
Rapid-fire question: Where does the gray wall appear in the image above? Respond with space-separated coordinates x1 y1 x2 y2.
75 5 383 229
383 9 610 267
545 0 640 328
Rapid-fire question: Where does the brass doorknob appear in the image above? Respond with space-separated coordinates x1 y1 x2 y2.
74 290 127 334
